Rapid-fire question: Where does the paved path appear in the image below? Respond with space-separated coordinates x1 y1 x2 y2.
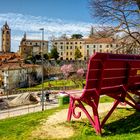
0 94 58 120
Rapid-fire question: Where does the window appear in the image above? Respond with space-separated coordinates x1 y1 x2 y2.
30 42 32 45
93 45 96 48
55 42 57 45
66 42 69 44
100 45 102 48
36 43 38 45
75 42 77 44
110 44 113 47
61 46 63 49
87 45 89 48
80 42 82 44
60 42 63 44
93 49 96 53
70 52 72 55
100 49 102 53
70 46 72 49
67 52 68 55
106 45 109 48
80 46 82 49
71 42 73 44
87 50 89 56
75 46 77 49
67 46 69 49
61 52 63 55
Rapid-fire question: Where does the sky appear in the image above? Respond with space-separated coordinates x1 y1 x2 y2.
0 0 96 52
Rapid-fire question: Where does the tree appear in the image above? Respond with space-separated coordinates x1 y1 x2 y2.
89 0 140 52
50 46 59 60
70 68 85 88
43 53 49 60
35 54 41 60
61 64 73 78
24 55 36 64
71 34 83 39
75 48 83 60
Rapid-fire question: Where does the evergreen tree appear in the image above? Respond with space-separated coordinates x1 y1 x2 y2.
75 48 82 60
43 53 49 60
50 46 59 60
71 34 83 39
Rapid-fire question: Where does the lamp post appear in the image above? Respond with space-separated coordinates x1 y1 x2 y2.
40 28 45 111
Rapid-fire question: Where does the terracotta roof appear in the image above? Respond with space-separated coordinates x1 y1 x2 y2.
22 39 48 43
84 37 114 44
0 53 21 61
0 63 40 70
52 38 85 42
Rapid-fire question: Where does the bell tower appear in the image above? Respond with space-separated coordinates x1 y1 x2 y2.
1 22 11 53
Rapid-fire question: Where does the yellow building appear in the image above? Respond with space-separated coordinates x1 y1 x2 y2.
19 33 48 58
52 38 85 60
1 22 11 53
52 36 117 60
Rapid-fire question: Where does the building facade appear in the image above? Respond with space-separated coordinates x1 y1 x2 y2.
83 37 117 59
52 37 117 60
52 38 85 60
1 22 11 53
19 33 48 58
0 62 42 93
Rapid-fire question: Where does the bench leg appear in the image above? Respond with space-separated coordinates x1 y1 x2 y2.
77 100 101 135
67 97 74 121
93 107 101 135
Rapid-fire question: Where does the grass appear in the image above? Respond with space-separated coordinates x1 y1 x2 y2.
0 96 140 140
100 95 114 103
64 108 140 140
18 79 78 91
0 105 67 140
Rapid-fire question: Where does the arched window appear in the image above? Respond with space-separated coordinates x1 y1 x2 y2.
7 31 9 34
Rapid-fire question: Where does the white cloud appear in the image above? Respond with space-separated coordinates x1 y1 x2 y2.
0 13 95 52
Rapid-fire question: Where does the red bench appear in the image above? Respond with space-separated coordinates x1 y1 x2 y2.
65 53 140 135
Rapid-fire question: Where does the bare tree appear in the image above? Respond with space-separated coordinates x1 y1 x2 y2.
89 0 140 53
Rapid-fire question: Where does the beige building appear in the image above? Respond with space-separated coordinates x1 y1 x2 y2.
1 22 11 53
84 37 117 59
52 38 85 60
0 62 42 93
19 33 48 58
52 36 117 60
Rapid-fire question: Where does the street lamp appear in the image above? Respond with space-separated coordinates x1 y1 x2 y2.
40 28 45 111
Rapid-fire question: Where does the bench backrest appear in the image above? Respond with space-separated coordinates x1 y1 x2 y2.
85 53 140 95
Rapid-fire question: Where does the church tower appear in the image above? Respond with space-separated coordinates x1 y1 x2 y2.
89 26 95 38
1 22 11 53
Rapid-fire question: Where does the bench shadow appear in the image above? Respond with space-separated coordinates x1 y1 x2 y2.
103 108 140 136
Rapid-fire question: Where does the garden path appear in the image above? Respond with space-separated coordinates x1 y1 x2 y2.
32 102 131 139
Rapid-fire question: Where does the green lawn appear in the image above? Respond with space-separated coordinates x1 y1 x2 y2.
0 106 67 140
66 108 140 140
18 79 79 91
0 96 140 140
